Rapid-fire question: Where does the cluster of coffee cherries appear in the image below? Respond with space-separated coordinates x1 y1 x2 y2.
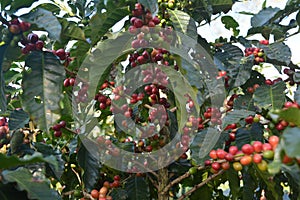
51 121 66 137
224 123 238 145
246 83 260 94
283 68 299 86
129 3 174 49
206 136 280 173
63 77 75 87
7 18 31 35
94 81 114 110
89 175 121 200
96 136 120 157
73 82 89 103
265 77 283 86
269 101 300 131
158 0 177 9
21 33 44 54
0 117 9 148
129 48 176 69
203 107 222 125
244 47 265 64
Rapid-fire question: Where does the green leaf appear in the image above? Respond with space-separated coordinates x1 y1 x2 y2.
254 165 283 199
10 129 25 155
190 128 221 163
221 16 240 36
260 42 291 66
20 8 62 41
251 7 281 27
253 81 286 110
89 7 129 45
8 0 38 13
0 0 11 9
294 86 300 105
190 185 212 200
2 167 61 200
61 21 86 41
262 0 267 9
279 107 300 126
0 45 7 113
222 110 255 129
0 152 58 170
69 40 90 67
211 0 233 14
241 168 257 200
214 44 243 71
297 11 300 27
22 51 65 132
125 176 150 200
228 56 254 88
77 144 101 191
281 164 300 188
138 0 158 15
169 9 198 41
233 94 256 111
235 123 264 149
282 127 300 157
8 109 30 131
293 72 300 83
34 142 65 179
110 188 128 200
226 168 241 199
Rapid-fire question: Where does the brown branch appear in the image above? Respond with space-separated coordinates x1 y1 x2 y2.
178 170 225 200
62 190 93 199
161 165 206 195
147 174 159 190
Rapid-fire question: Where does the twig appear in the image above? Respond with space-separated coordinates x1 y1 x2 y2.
147 174 159 190
178 170 225 200
62 190 93 199
161 165 206 195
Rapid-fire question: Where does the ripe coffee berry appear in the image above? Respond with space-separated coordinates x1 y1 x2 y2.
241 144 254 155
225 153 234 162
211 162 221 171
209 150 218 159
268 135 279 150
221 162 230 170
216 149 227 159
252 141 263 153
229 146 238 155
253 154 263 164
240 155 252 166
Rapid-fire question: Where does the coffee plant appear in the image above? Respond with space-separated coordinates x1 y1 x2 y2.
0 0 300 199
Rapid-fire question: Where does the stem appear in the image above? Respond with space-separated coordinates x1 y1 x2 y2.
162 165 206 195
178 170 225 200
62 190 93 199
157 167 169 200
